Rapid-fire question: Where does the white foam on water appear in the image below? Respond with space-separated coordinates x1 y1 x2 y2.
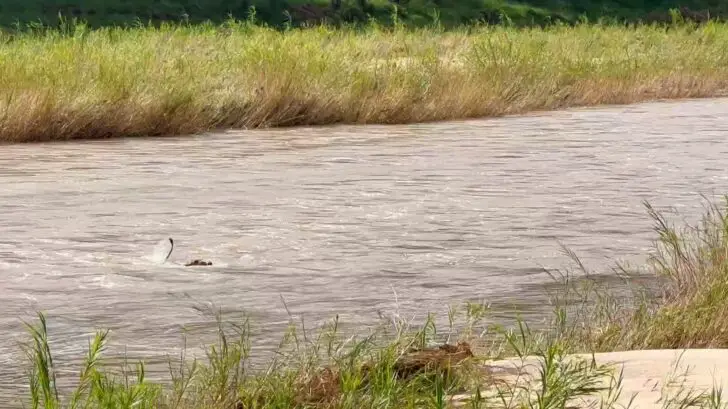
80 274 118 289
237 254 258 267
147 237 173 264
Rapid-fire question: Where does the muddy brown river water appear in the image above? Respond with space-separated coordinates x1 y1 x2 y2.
1 98 728 404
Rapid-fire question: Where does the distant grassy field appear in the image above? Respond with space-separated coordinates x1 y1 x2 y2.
16 195 728 408
1 20 728 143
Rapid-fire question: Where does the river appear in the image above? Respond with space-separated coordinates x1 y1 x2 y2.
1 98 727 404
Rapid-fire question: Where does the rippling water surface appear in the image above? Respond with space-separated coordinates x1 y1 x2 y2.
1 98 728 404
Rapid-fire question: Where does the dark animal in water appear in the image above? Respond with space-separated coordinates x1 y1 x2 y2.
165 237 212 266
185 259 212 266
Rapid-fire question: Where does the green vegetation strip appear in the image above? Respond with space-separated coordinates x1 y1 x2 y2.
1 20 728 143
0 0 726 30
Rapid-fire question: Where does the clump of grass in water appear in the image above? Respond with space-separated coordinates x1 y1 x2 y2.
18 305 631 409
2 18 728 143
551 195 728 351
26 291 695 409
17 311 724 408
22 312 160 409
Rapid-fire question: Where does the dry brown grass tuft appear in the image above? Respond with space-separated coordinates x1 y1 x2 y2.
293 366 342 407
391 341 475 380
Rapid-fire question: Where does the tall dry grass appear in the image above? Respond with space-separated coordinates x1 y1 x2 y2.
2 19 728 143
552 195 728 351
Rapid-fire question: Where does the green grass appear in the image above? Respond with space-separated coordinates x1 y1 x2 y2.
562 197 728 351
14 194 728 408
18 306 629 409
2 19 728 143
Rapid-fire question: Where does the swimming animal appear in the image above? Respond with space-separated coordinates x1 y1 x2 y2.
185 259 213 266
164 237 212 266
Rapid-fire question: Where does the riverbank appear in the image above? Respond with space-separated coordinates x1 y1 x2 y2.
15 196 728 408
2 21 728 143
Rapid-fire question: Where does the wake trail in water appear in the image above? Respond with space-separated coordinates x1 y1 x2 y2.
147 237 174 264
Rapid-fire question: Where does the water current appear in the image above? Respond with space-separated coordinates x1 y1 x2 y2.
1 98 728 404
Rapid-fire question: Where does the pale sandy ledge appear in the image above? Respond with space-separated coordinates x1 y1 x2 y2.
450 349 728 408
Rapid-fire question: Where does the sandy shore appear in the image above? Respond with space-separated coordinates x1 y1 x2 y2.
451 349 728 408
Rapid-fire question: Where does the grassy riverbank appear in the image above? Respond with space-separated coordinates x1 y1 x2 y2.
2 20 728 143
17 196 728 408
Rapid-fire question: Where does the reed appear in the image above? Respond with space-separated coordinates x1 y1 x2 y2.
561 196 728 351
18 307 629 408
2 19 728 143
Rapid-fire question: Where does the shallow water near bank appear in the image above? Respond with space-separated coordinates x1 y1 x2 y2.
1 97 728 403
